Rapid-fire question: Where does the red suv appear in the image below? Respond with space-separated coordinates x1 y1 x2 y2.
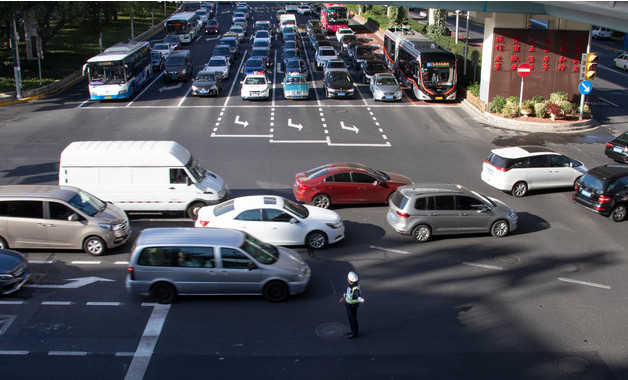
293 163 413 208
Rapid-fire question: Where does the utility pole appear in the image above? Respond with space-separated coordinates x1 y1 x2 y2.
10 14 22 98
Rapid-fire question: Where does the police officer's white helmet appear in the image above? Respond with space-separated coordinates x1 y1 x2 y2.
348 271 358 282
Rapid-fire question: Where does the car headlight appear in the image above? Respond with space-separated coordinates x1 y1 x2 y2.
326 222 343 229
99 223 123 231
508 210 517 218
0 274 15 280
192 85 198 91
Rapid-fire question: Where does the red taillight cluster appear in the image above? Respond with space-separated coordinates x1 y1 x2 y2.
128 267 135 281
598 195 612 204
198 220 209 227
606 142 613 148
395 210 410 218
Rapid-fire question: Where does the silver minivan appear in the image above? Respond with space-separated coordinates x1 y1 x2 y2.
0 185 130 255
125 228 311 303
386 183 518 242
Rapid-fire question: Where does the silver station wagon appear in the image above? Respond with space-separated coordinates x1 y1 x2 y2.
386 183 518 242
126 228 311 303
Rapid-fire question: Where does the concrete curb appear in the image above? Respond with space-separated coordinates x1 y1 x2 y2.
0 19 167 106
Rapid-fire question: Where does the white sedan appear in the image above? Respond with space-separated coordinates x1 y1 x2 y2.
204 56 230 79
240 73 271 100
614 54 628 71
335 27 354 43
152 43 174 59
315 46 339 68
195 195 345 249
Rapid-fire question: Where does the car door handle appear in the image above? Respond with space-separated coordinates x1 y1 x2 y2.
169 187 176 190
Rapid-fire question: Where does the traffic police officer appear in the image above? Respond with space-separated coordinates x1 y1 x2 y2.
340 271 364 339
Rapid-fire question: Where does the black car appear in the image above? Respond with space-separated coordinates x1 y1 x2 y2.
573 164 628 222
361 59 387 83
605 131 628 163
164 50 193 82
251 48 272 68
282 48 300 69
309 33 327 51
323 69 355 99
151 52 165 72
284 57 309 79
0 248 30 295
163 34 181 50
340 34 359 51
350 44 377 69
191 71 223 96
219 37 240 58
212 45 235 63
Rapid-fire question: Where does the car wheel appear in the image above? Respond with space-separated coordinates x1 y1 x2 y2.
491 220 510 237
306 230 328 249
624 65 628 72
412 225 431 242
312 194 331 208
511 181 528 197
263 280 289 302
610 203 627 222
83 236 106 256
325 88 329 98
0 236 8 249
151 282 176 304
186 202 206 219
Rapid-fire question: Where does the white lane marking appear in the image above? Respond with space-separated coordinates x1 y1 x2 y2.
86 302 122 306
71 261 101 265
0 301 26 305
48 351 88 356
28 260 54 264
115 261 129 265
116 352 136 357
0 350 29 355
462 262 504 271
557 277 611 289
597 96 619 107
41 301 73 306
369 245 409 254
124 304 171 380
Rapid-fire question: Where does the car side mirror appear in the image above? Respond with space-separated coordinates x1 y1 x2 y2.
248 261 258 270
186 177 193 186
290 218 298 224
68 213 80 222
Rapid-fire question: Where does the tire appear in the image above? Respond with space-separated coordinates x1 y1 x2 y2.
312 194 331 208
0 236 8 249
306 230 328 249
511 181 528 197
151 282 177 304
610 203 627 222
412 225 431 242
263 280 289 302
186 201 206 219
83 236 106 256
491 220 510 237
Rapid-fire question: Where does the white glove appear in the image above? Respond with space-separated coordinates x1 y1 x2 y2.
358 297 365 303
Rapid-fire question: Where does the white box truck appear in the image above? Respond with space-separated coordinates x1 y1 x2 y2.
59 141 228 218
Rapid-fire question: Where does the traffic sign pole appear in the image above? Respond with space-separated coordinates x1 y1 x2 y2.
519 77 524 110
516 63 532 112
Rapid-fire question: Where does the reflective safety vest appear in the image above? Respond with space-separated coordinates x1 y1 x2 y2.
345 284 360 304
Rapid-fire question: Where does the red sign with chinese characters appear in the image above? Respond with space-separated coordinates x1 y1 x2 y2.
490 29 588 101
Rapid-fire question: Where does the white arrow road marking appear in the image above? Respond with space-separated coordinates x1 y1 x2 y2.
340 121 359 134
25 276 115 289
235 115 249 128
288 118 303 131
158 82 183 93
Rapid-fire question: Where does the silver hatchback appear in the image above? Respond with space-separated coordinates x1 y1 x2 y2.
126 228 311 303
386 183 518 242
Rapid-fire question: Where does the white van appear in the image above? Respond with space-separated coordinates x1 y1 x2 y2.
279 14 297 33
59 141 228 218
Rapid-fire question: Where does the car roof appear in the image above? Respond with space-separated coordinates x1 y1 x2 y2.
231 195 286 210
0 185 79 202
136 227 245 248
586 164 628 179
490 145 558 158
396 183 472 197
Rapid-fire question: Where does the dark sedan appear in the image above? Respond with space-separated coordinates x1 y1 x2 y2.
605 131 628 163
293 162 413 208
191 71 223 96
0 249 30 295
323 70 355 99
204 19 219 34
361 60 387 83
251 48 272 68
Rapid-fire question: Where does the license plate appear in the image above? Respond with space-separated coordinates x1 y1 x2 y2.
486 168 494 175
251 92 259 96
385 95 393 99
613 146 624 153
435 96 443 100
338 92 345 96
200 89 208 93
581 189 592 198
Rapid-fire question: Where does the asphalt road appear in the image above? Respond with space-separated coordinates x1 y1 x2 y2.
1 3 628 379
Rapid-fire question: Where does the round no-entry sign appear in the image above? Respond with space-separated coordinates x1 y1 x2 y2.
517 63 532 78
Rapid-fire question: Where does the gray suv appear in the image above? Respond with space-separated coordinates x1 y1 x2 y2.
386 183 518 242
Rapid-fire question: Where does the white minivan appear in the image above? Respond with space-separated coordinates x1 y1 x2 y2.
59 141 228 218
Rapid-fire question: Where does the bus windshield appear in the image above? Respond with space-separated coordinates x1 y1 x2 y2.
327 7 348 25
87 63 128 85
166 21 187 34
422 65 454 86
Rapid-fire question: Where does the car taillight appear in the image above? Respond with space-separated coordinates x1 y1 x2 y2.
395 210 410 218
128 267 135 281
606 142 613 148
598 195 611 204
198 220 209 227
484 160 509 172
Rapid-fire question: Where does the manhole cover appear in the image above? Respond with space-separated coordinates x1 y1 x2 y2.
493 255 519 265
555 356 591 374
315 322 350 341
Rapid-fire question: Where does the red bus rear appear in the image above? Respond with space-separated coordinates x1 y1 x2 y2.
320 3 348 33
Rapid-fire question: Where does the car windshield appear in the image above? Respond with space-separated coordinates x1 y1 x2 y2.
196 73 217 81
614 132 628 144
330 73 351 83
286 61 302 70
377 76 397 85
185 157 206 182
287 75 306 84
68 189 106 217
256 31 270 38
367 62 386 71
283 198 309 219
328 61 345 68
206 20 217 26
240 233 279 265
153 43 169 50
246 59 263 67
207 59 225 67
213 47 230 56
166 57 185 66
342 35 358 44
320 49 336 56
579 173 606 192
254 41 270 49
284 41 297 49
244 76 266 85
151 52 161 60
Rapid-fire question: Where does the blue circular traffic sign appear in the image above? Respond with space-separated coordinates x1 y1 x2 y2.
579 80 592 95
